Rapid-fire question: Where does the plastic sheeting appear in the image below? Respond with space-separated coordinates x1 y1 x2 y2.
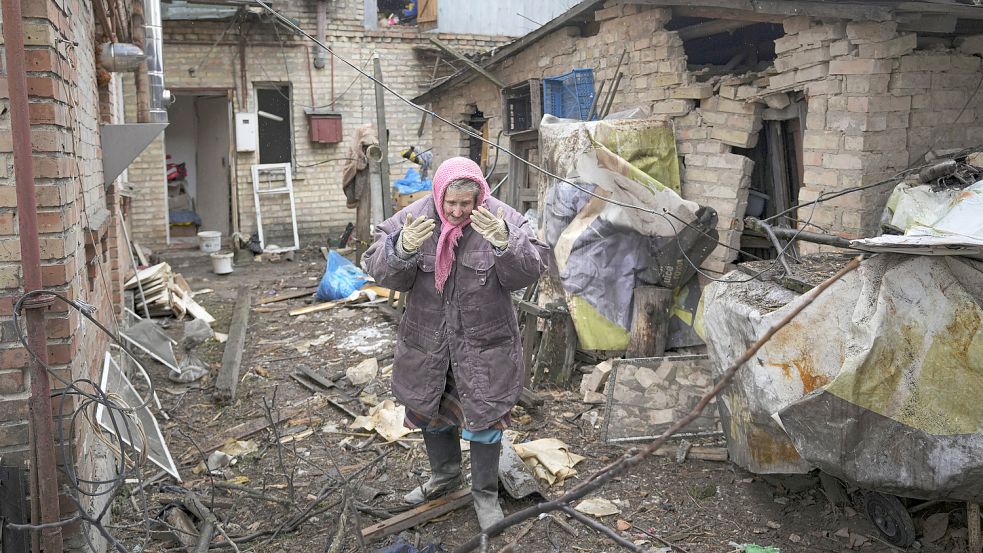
853 181 983 260
699 254 983 500
539 115 717 350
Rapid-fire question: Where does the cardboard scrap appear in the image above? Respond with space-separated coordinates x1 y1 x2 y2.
574 497 621 517
347 358 379 386
350 399 414 442
512 438 585 487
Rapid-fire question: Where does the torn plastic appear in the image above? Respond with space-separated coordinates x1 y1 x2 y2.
121 320 179 373
699 254 983 501
853 180 983 260
169 319 212 383
539 115 717 350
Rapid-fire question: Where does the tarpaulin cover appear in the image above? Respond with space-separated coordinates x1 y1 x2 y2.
853 180 983 259
539 115 717 350
699 254 983 501
392 167 433 195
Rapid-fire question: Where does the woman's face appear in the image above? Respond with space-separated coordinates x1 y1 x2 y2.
442 189 477 225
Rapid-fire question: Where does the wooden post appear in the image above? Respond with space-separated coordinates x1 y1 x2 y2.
626 286 674 358
372 54 392 220
214 287 251 403
969 502 981 553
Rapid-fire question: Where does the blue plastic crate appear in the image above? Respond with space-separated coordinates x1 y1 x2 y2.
543 68 595 121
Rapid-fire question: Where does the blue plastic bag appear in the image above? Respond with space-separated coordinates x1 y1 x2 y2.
393 167 433 195
316 250 369 301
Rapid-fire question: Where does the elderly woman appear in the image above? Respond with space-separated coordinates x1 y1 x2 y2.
362 157 548 530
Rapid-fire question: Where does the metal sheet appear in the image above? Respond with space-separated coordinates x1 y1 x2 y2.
101 123 167 186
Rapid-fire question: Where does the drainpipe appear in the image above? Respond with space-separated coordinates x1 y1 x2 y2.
314 0 328 69
132 0 168 122
0 0 65 550
143 0 168 122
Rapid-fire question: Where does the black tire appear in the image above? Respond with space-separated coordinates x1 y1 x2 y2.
863 491 916 548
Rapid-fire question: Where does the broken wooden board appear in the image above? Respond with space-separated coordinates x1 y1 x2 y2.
257 286 318 306
361 489 472 541
652 444 728 462
289 300 342 317
213 288 251 403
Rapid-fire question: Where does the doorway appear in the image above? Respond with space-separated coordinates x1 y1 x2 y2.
165 93 233 239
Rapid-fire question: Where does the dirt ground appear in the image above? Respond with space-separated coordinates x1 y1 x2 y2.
111 246 975 553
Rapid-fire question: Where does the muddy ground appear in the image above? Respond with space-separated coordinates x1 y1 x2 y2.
110 246 973 553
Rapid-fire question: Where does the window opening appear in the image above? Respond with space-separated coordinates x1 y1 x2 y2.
256 85 292 165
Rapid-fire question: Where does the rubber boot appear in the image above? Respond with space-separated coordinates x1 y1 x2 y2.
403 430 463 504
470 441 505 531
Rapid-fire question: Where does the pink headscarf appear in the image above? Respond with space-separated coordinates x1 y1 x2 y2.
431 157 490 293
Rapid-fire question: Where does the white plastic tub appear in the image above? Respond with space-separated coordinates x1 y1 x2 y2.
197 231 222 253
210 252 234 275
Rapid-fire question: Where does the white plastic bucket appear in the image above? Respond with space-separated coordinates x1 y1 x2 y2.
210 252 234 275
197 231 222 253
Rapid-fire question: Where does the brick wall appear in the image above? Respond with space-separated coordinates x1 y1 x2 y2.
126 0 511 246
430 1 983 270
0 0 126 546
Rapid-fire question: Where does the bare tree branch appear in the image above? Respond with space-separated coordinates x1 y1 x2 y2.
453 257 861 553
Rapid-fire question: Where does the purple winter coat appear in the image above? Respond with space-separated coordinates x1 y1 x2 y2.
362 196 549 431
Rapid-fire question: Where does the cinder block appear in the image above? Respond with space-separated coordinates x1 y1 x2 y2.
709 127 758 148
650 99 695 115
670 83 713 99
803 130 842 150
899 53 952 72
857 33 917 59
888 71 931 91
763 93 790 109
829 39 854 57
768 71 797 90
795 62 830 82
829 58 894 75
846 21 898 44
955 34 983 55
783 16 812 34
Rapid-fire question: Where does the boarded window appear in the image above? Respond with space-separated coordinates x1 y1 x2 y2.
256 85 292 165
417 0 437 24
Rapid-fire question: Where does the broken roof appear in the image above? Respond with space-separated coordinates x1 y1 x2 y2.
412 0 983 105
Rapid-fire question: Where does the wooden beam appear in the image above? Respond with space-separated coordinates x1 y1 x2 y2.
672 5 784 23
626 286 673 358
361 489 472 542
897 12 958 33
678 19 757 40
896 1 983 20
214 287 251 403
289 300 341 316
639 0 893 21
194 397 325 455
428 37 505 89
256 286 317 305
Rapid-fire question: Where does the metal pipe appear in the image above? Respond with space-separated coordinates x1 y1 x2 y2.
0 0 64 549
143 0 168 122
746 217 854 249
132 0 150 121
314 0 327 69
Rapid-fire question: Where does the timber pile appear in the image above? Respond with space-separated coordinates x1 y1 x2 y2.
125 263 215 324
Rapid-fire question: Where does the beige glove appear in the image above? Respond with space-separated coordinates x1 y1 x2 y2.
470 206 509 249
396 213 436 255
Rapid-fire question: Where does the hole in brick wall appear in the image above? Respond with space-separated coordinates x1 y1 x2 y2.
734 114 805 262
670 17 783 74
376 0 418 27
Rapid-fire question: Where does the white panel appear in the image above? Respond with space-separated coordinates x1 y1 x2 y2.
235 112 258 152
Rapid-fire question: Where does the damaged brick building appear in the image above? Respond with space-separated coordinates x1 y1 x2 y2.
125 0 579 247
415 0 983 274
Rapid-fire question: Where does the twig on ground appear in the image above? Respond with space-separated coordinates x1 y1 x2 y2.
560 506 642 552
630 523 690 553
212 482 293 506
452 257 862 553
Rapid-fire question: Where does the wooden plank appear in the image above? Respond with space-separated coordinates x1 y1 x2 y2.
671 5 784 22
361 489 472 542
214 287 251 403
971 502 982 553
0 466 29 553
290 300 342 317
296 365 337 390
678 19 756 41
429 37 505 89
417 0 437 23
626 286 674 358
257 286 317 305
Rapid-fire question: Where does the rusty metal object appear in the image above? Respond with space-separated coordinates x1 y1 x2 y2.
918 159 958 184
0 0 64 549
